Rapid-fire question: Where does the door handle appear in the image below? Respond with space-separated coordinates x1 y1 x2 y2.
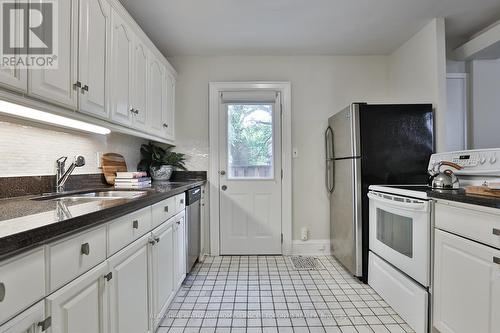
80 243 90 256
221 185 227 191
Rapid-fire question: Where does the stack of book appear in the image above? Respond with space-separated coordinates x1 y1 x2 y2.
114 171 152 189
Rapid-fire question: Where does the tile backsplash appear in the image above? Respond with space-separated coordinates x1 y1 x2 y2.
0 119 146 177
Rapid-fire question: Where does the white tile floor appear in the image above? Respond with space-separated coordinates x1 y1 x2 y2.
158 256 415 333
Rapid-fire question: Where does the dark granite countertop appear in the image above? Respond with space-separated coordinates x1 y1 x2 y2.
427 188 500 209
0 180 205 261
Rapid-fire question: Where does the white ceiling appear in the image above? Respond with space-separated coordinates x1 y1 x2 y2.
119 0 500 56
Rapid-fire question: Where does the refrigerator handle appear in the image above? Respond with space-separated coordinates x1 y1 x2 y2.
325 126 335 193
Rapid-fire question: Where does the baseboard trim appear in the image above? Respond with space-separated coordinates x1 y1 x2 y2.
292 239 331 256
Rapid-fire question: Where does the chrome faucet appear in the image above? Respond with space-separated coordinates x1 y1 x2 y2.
56 155 86 193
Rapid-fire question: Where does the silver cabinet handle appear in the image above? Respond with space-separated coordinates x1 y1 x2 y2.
149 239 156 245
132 220 139 229
81 243 90 256
0 282 5 302
38 317 52 331
176 221 181 225
180 199 184 204
494 257 500 265
163 123 169 128
129 108 135 114
164 206 169 212
155 237 160 243
493 228 500 236
81 85 89 94
221 185 227 191
220 170 226 175
104 272 113 281
73 81 82 89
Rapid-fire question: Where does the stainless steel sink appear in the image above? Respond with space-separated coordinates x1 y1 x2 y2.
32 190 148 201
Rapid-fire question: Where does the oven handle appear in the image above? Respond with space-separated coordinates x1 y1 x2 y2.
368 192 428 211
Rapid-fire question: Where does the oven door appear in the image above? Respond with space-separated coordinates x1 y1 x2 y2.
368 191 430 286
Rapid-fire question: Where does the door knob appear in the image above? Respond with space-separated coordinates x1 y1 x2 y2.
220 170 226 175
221 185 227 191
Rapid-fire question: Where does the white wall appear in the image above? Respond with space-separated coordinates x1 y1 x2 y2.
0 117 146 177
388 18 448 151
468 59 500 149
169 55 389 241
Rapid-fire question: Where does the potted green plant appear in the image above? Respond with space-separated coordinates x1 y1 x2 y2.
137 142 187 181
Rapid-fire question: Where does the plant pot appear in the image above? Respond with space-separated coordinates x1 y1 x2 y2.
150 165 173 181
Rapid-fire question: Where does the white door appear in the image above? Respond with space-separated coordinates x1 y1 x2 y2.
109 9 133 127
132 40 148 131
433 229 500 333
0 0 27 93
148 57 165 137
77 0 109 119
0 301 45 333
29 0 78 109
46 262 108 333
173 213 186 286
150 222 174 329
108 235 150 333
219 91 282 255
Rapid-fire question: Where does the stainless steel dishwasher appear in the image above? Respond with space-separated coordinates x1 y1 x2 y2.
185 186 201 272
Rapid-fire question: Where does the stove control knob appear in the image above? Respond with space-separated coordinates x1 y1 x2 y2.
480 156 487 165
490 155 497 164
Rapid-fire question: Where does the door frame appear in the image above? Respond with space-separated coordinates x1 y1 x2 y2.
208 82 292 256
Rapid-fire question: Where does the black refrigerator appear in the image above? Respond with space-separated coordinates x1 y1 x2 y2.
325 103 434 282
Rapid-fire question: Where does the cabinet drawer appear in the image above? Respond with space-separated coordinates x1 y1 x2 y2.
48 226 106 292
108 206 152 255
0 301 45 332
152 197 175 228
435 202 500 250
0 248 45 325
175 193 185 214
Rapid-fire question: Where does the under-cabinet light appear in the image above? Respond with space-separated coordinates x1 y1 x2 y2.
0 100 111 135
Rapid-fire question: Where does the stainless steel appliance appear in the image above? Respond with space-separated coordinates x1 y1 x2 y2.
368 148 500 333
326 103 434 281
185 187 201 272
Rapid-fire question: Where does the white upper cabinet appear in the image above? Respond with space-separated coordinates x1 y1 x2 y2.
0 0 27 93
131 40 148 131
29 0 78 109
164 69 176 141
148 56 165 137
76 0 110 119
109 9 133 127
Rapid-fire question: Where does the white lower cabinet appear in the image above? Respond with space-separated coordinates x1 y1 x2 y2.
150 221 175 329
0 301 46 333
45 262 109 333
108 234 150 333
173 212 186 287
433 229 500 333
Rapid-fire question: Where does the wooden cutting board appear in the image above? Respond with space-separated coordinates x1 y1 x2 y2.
101 153 127 185
465 186 500 198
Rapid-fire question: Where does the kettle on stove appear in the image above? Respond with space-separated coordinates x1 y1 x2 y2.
428 161 463 189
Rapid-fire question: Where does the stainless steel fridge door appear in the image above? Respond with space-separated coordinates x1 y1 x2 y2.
329 104 361 159
330 157 362 277
325 126 334 193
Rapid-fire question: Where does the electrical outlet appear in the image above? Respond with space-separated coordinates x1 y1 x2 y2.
96 152 102 168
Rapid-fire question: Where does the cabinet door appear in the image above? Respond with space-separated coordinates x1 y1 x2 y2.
132 40 148 131
28 0 78 109
0 301 45 333
108 235 150 333
46 262 108 333
0 0 27 93
173 213 186 286
77 0 109 118
150 222 174 329
163 69 175 141
109 10 133 127
147 56 165 137
433 229 500 333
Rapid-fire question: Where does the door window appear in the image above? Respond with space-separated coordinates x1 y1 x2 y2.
227 104 274 179
376 209 413 258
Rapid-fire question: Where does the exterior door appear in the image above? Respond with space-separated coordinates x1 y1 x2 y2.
77 0 109 119
219 91 282 255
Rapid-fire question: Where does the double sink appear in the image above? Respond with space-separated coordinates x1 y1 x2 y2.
31 190 148 203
